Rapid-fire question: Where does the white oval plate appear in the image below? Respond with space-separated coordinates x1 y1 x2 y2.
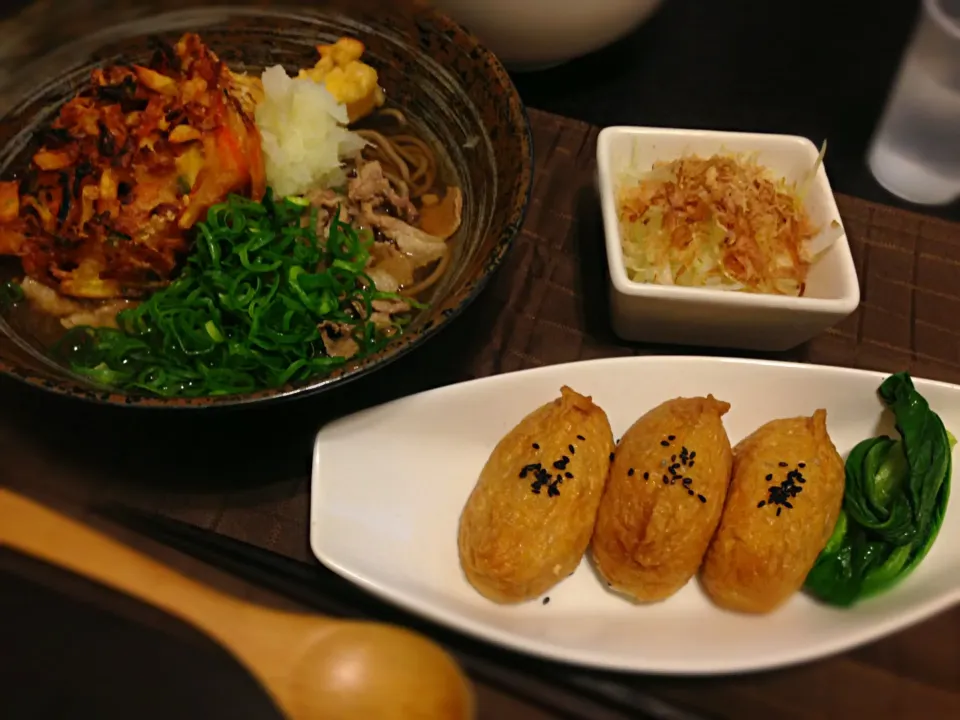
309 356 960 675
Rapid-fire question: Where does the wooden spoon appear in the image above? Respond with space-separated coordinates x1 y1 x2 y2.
0 490 475 720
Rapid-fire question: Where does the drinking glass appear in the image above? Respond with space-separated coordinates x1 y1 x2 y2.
867 0 960 206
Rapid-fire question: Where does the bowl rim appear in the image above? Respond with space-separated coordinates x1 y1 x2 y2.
596 125 861 314
0 6 535 410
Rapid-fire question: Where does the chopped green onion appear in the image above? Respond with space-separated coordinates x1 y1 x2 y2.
56 189 418 397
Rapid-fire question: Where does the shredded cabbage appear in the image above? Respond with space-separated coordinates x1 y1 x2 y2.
616 143 837 296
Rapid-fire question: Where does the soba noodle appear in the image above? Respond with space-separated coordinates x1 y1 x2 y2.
356 109 455 297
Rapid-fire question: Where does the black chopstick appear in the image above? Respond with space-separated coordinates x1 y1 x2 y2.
96 503 714 720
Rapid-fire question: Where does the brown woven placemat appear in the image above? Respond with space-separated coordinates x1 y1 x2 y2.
3 108 960 720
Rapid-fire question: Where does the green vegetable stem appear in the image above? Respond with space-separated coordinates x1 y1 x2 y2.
805 372 955 606
56 190 415 397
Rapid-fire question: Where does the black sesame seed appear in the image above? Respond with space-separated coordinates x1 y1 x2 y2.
643 472 649 480
697 494 707 503
609 452 615 461
671 454 677 462
689 461 695 467
530 467 552 494
668 435 676 441
663 476 670 484
757 501 766 508
689 451 696 459
764 472 805 512
682 478 692 485
542 597 550 605
577 435 585 441
532 443 540 450
765 474 773 481
628 468 635 476
799 462 806 468
569 444 576 454
547 483 561 498
565 471 573 479
779 461 788 467
519 462 542 479
688 489 695 496
660 440 670 447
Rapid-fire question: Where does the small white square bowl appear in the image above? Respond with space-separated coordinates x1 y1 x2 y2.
597 126 861 352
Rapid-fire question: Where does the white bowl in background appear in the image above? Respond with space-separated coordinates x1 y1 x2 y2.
431 0 664 71
596 126 861 353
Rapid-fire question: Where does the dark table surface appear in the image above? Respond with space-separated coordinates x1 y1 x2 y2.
2 529 565 720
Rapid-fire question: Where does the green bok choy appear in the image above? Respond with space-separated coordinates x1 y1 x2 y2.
805 372 955 606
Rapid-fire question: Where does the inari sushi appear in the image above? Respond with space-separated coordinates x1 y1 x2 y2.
458 386 615 604
700 409 845 614
591 395 733 602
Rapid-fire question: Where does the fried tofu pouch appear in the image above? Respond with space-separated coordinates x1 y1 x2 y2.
458 386 615 604
591 395 733 603
700 409 845 614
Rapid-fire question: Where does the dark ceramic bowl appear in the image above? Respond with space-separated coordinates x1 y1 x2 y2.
0 4 532 408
